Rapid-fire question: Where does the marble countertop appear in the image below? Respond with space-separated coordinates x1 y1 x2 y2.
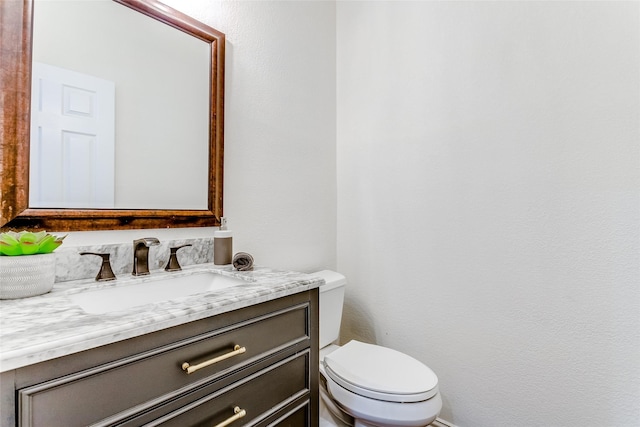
0 264 323 373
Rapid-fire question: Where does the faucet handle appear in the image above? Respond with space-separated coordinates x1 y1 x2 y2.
134 237 160 246
165 244 192 272
80 252 117 282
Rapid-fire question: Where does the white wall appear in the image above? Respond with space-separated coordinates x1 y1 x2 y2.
62 0 337 274
337 2 639 426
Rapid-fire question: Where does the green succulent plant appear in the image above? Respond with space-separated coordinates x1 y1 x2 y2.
0 231 66 256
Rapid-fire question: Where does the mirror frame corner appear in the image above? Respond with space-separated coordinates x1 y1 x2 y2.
0 0 225 231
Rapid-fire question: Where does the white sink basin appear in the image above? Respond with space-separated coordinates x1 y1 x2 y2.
69 272 247 314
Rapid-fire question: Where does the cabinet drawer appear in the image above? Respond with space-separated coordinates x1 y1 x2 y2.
18 303 311 427
131 350 310 427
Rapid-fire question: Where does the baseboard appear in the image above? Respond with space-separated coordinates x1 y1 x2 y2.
432 418 459 427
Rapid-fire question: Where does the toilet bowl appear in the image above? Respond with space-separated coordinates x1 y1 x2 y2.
314 271 442 427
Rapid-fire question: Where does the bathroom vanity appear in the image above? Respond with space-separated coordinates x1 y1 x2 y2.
0 266 321 427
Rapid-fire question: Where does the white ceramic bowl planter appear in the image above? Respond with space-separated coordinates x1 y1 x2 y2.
0 254 57 299
0 231 65 299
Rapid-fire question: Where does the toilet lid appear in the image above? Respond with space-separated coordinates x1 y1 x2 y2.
323 340 438 403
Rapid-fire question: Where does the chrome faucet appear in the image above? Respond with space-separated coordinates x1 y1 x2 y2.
132 237 160 276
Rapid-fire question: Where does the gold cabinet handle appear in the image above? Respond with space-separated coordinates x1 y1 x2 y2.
182 345 246 374
213 406 246 427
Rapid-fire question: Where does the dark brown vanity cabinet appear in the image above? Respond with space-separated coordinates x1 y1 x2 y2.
0 290 319 427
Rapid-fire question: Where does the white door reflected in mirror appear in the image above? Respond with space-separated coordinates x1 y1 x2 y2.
30 62 116 208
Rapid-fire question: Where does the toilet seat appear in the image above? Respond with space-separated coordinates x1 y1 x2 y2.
323 340 439 403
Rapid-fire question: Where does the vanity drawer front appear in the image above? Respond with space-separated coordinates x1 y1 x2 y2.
18 303 311 427
131 350 310 427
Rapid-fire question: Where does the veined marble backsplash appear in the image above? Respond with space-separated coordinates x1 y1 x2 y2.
55 237 214 282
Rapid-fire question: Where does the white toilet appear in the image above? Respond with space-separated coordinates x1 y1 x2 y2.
315 270 442 427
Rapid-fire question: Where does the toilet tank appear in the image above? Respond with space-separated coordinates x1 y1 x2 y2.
313 270 346 349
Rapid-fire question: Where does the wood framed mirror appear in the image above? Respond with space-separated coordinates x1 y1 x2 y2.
0 0 224 231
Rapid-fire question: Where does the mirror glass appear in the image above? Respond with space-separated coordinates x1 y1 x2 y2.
31 0 209 210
